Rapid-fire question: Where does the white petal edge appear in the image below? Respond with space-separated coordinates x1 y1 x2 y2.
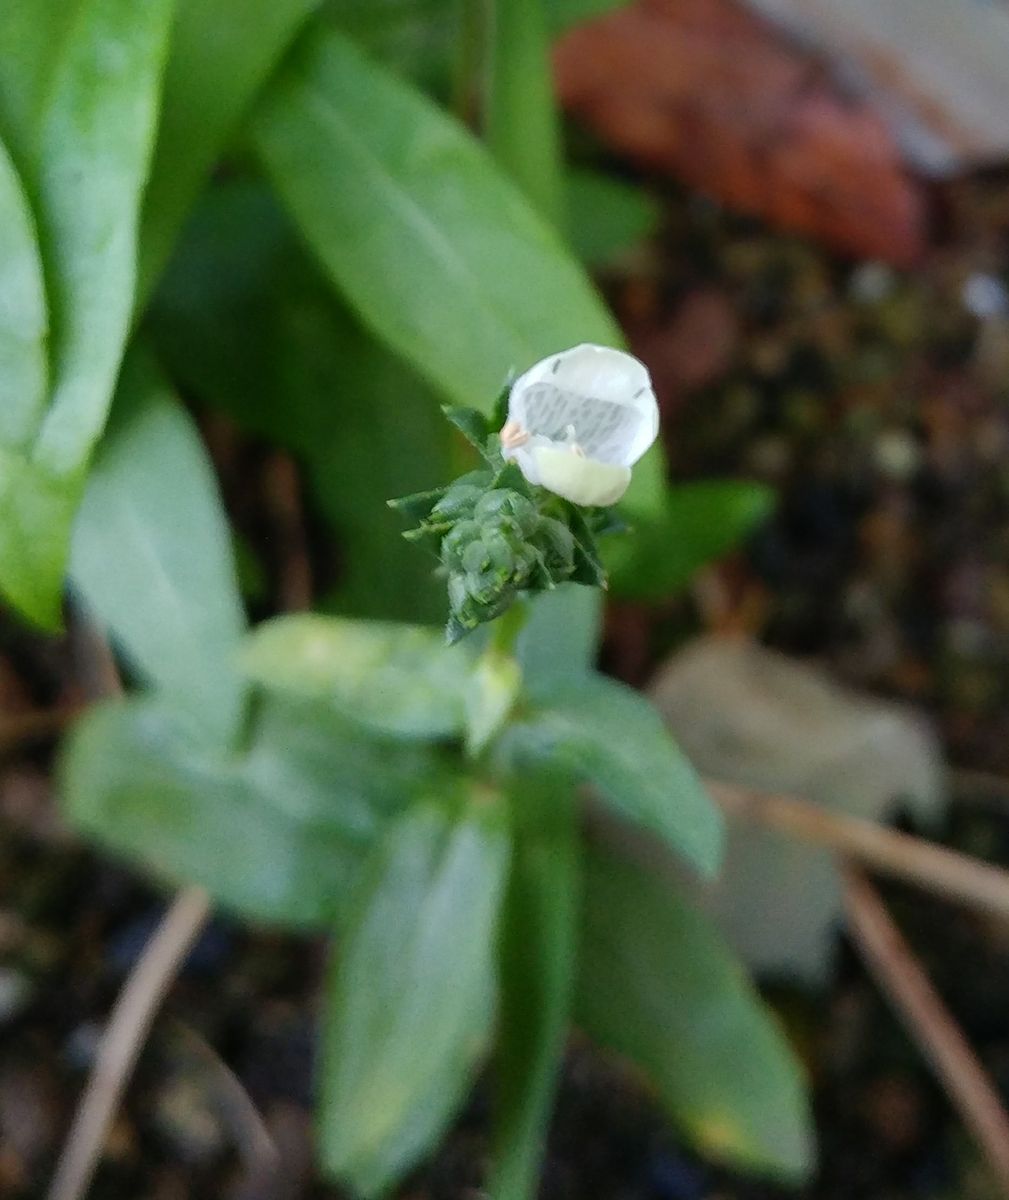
508 344 658 467
531 446 632 507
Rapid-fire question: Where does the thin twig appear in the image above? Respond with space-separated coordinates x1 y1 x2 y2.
49 617 215 1200
842 866 1009 1193
46 885 212 1200
708 778 1009 924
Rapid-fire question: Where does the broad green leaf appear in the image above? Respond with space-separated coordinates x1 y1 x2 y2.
0 0 174 628
70 351 247 742
242 613 472 739
489 775 579 1200
149 180 449 622
0 136 47 450
517 583 601 684
607 480 776 600
486 0 564 223
60 694 444 927
567 168 660 266
320 796 510 1195
577 841 815 1181
501 672 723 876
251 27 620 417
137 0 319 300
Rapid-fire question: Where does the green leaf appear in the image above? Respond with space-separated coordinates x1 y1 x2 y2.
0 0 85 165
59 693 444 927
0 135 47 453
69 350 247 743
251 27 619 417
490 774 579 1200
517 583 601 685
149 179 450 623
242 613 473 740
486 0 564 224
576 841 815 1181
136 0 319 300
320 795 510 1195
502 672 723 876
443 405 491 453
607 480 776 600
567 168 660 266
0 0 174 628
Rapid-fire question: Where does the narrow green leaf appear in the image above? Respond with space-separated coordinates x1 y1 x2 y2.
59 693 444 927
137 0 319 300
0 0 85 165
251 27 620 416
490 775 579 1200
607 480 776 600
486 0 564 223
0 135 47 451
502 672 723 876
0 0 174 627
242 613 473 740
70 350 247 742
577 841 815 1181
320 795 510 1195
32 0 173 478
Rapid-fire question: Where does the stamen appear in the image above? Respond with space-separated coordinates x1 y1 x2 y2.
500 419 530 449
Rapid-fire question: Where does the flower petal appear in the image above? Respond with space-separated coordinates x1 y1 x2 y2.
531 446 632 507
508 344 658 467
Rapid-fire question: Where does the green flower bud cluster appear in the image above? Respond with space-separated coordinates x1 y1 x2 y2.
390 405 616 643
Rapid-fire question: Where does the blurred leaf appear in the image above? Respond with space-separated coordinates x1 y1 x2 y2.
0 0 173 627
567 168 660 266
150 180 449 622
242 613 472 739
320 796 509 1195
0 136 47 452
517 583 600 684
607 480 776 600
70 351 247 743
501 672 723 876
60 693 445 927
577 840 815 1181
137 0 319 300
0 0 84 164
486 0 563 223
251 28 620 416
545 0 629 34
489 774 579 1200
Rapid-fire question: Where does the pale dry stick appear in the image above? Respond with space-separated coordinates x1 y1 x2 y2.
48 619 218 1200
46 884 213 1200
842 867 1009 1194
707 778 1009 924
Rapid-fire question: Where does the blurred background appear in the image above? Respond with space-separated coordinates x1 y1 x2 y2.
7 0 1009 1196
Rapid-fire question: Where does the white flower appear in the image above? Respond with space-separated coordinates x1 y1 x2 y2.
499 344 659 507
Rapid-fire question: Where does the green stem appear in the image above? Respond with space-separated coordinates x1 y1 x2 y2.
489 598 528 658
483 0 565 227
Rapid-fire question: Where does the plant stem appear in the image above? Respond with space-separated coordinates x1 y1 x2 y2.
483 0 565 227
489 599 529 658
